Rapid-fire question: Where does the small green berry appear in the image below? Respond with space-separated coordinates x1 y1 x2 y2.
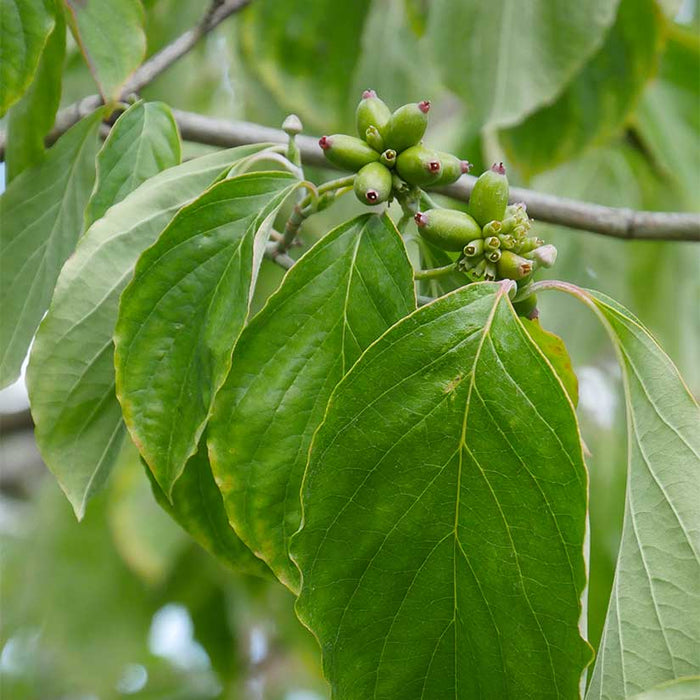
414 208 482 252
354 162 393 205
385 100 430 153
496 250 533 281
433 152 471 186
396 145 442 186
463 239 484 257
468 162 510 227
356 89 391 140
319 134 379 171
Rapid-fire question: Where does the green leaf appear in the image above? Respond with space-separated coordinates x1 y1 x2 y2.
64 0 146 102
115 172 300 496
501 0 663 176
630 677 700 700
425 0 620 128
520 318 579 407
26 144 272 519
147 443 272 579
291 282 591 697
239 0 371 131
86 101 181 226
5 4 65 182
635 27 700 211
538 286 700 699
0 110 102 388
208 213 416 591
0 0 54 115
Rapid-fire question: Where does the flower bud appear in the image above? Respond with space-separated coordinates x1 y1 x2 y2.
517 236 545 253
498 234 516 249
356 90 391 140
380 148 397 168
468 163 510 227
482 220 502 237
396 145 442 186
484 262 498 281
282 114 303 136
365 125 384 152
354 162 393 205
385 101 430 153
526 244 557 268
484 236 500 250
496 250 533 281
319 134 380 171
463 239 484 257
414 208 482 252
486 248 502 263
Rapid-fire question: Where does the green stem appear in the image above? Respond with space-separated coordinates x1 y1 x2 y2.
419 190 442 211
414 262 459 280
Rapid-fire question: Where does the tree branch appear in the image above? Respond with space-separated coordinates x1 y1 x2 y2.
0 0 251 154
170 111 700 243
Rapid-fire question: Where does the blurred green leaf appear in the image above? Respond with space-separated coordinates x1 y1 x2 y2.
209 213 416 591
5 5 65 182
0 0 54 115
0 110 102 389
27 144 271 519
108 440 189 585
351 0 440 111
543 286 700 699
63 0 146 102
148 444 272 578
635 26 700 212
86 100 181 226
502 0 663 176
239 0 371 131
115 172 299 495
292 283 591 697
425 0 621 128
631 677 700 700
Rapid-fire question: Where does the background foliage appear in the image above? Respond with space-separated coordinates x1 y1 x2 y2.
1 0 698 697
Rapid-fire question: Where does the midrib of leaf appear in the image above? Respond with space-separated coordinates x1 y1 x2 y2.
340 234 363 374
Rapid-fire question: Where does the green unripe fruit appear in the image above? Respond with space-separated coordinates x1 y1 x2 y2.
365 126 384 152
496 250 533 281
356 89 391 140
413 208 482 252
385 100 430 153
319 134 379 171
354 162 393 205
463 239 484 257
468 162 510 227
513 293 538 319
380 149 397 168
396 145 442 186
433 152 471 186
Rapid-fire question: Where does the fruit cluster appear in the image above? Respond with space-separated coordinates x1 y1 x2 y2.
319 90 470 206
316 92 557 318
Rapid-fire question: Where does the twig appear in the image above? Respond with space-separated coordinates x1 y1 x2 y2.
0 0 251 153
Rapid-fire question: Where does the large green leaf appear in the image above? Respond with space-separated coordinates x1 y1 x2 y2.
635 27 700 212
536 285 700 698
425 0 620 128
64 0 146 102
86 101 181 226
5 4 65 182
631 677 700 700
291 282 591 698
0 110 102 388
115 172 300 496
239 0 371 131
0 0 54 115
502 0 663 176
147 443 272 578
208 213 416 591
26 144 271 518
